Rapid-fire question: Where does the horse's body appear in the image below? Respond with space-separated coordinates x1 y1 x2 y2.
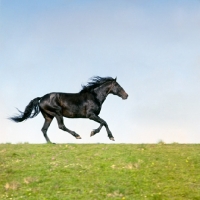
10 76 128 143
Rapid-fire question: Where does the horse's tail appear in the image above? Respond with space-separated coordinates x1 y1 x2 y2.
9 97 41 122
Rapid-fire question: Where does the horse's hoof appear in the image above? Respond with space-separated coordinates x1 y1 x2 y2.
90 131 95 137
76 136 82 139
109 137 115 141
47 142 56 144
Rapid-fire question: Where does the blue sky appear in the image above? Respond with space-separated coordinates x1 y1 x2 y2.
1 0 200 143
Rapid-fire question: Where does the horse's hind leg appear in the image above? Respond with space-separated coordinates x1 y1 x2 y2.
41 113 54 143
55 114 81 139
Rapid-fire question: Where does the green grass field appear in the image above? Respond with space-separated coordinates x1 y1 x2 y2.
0 143 200 200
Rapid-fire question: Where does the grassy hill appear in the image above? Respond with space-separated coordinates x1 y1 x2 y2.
0 143 200 200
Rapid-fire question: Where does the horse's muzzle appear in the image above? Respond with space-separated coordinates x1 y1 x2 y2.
122 93 128 100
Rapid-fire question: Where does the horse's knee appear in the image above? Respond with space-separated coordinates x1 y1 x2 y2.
58 124 66 131
42 130 47 137
41 128 47 133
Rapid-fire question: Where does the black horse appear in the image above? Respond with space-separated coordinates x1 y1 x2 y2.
10 76 128 143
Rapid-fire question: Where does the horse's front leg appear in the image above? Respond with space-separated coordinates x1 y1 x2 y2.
88 114 114 141
90 124 103 137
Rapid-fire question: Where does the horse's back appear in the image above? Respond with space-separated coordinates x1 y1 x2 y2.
39 92 90 118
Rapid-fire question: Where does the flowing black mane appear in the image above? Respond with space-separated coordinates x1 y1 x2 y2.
80 76 114 93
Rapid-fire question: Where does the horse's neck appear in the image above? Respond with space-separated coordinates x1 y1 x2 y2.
93 83 110 105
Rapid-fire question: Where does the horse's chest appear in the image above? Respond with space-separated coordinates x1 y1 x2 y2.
87 101 101 114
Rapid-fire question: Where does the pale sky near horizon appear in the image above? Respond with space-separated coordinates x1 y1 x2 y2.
1 0 200 144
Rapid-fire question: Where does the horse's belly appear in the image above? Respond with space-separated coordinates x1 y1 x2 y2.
62 107 86 118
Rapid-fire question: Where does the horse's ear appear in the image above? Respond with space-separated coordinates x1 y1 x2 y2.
114 77 117 82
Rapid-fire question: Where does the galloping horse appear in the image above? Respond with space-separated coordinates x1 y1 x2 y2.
10 76 128 143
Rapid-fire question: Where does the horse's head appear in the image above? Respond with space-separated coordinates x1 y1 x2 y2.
109 78 128 100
